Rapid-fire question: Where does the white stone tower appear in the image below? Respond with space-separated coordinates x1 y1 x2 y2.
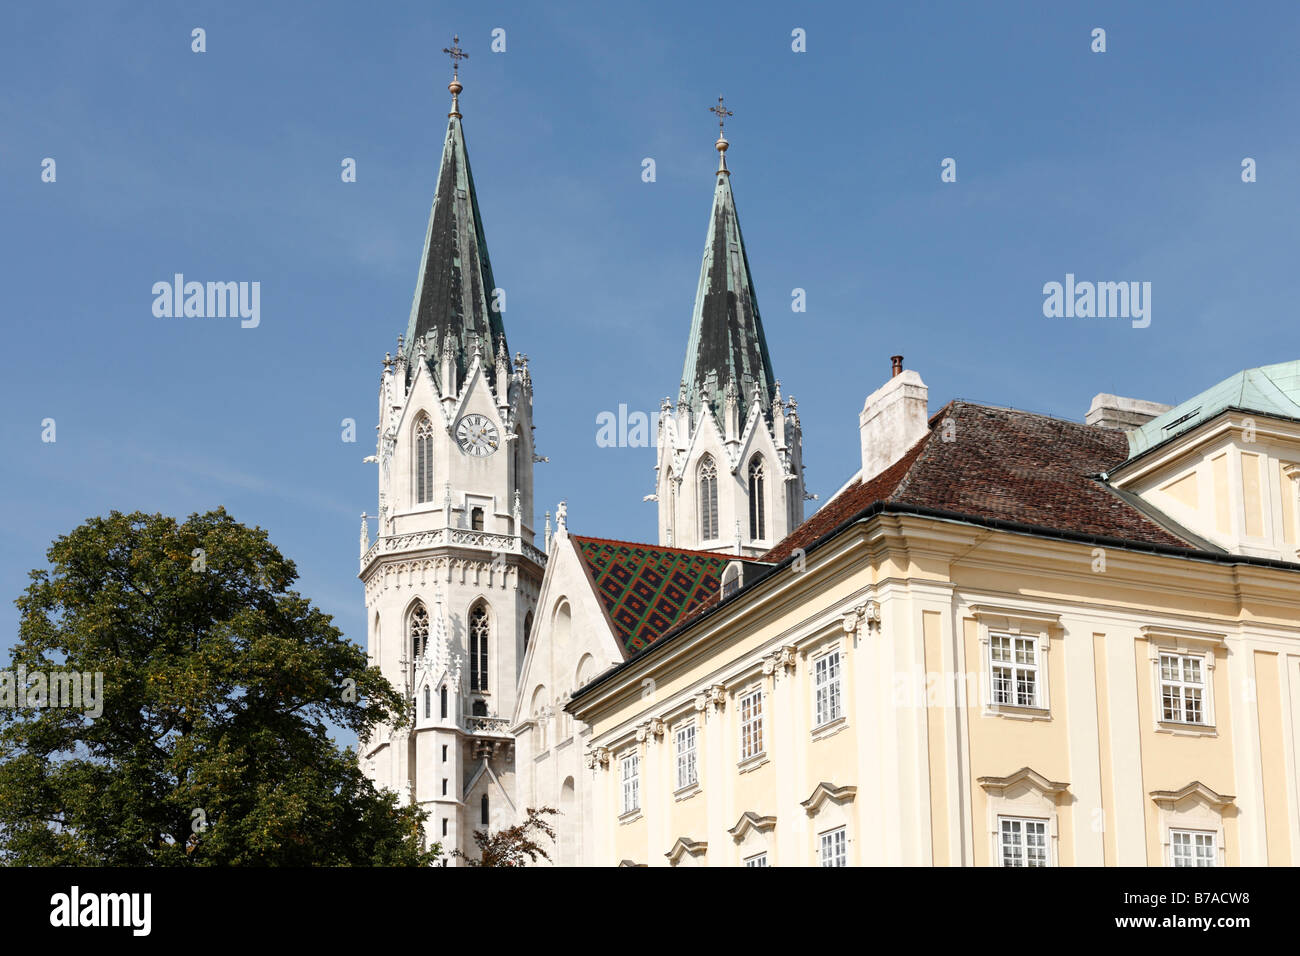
358 42 545 862
655 100 807 555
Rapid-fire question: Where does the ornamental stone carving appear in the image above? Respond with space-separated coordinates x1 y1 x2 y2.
765 644 798 676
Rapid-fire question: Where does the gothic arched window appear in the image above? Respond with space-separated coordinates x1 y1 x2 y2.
469 603 490 692
698 456 718 541
523 610 534 653
409 602 429 682
440 684 448 719
481 794 490 825
423 684 431 719
415 416 434 504
748 455 766 540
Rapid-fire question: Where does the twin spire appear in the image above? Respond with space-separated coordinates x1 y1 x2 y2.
404 43 777 426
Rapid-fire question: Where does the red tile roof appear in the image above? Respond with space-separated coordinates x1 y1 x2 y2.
570 536 762 658
764 401 1195 563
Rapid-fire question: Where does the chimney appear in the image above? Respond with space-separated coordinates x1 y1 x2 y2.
860 357 929 483
1085 393 1171 430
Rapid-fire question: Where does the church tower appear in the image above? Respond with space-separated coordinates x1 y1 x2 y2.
655 100 806 555
358 40 545 862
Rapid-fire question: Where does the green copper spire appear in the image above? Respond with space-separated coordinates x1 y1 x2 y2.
404 42 507 389
680 101 776 424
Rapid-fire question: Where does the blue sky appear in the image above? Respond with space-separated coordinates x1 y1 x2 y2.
2 1 1298 735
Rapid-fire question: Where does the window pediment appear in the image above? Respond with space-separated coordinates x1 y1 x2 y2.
728 811 777 841
1149 781 1234 812
801 781 857 815
978 767 1070 802
665 837 707 865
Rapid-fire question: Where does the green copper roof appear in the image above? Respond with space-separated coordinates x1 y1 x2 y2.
679 167 777 424
1127 360 1300 457
404 110 507 389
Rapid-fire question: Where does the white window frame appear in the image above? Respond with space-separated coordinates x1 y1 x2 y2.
675 721 698 792
813 648 843 729
744 851 768 868
1159 652 1206 725
1141 626 1222 735
819 826 847 867
620 750 640 817
1169 828 1217 867
971 606 1056 719
989 632 1041 709
738 687 764 764
997 815 1050 867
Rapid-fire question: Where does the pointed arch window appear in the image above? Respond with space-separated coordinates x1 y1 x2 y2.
423 684 431 719
415 416 435 504
748 456 766 540
698 456 719 541
524 610 534 653
440 684 448 719
409 603 430 684
481 794 490 826
469 603 490 692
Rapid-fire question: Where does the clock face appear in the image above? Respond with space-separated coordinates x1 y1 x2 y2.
455 414 500 457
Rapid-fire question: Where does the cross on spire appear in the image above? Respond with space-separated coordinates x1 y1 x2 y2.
443 35 469 77
709 96 733 138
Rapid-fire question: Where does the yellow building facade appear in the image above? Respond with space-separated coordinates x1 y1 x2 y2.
568 364 1300 867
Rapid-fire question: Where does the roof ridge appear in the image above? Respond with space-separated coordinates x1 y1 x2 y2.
570 533 766 562
948 398 1085 427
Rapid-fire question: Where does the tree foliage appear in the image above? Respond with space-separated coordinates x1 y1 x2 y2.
0 508 437 865
453 807 558 867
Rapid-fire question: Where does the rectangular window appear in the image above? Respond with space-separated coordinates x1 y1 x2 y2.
1160 654 1205 724
819 827 847 867
998 816 1049 867
621 752 640 815
441 778 447 796
744 852 768 868
441 745 447 763
990 633 1039 707
814 650 843 727
676 721 698 790
441 818 448 837
1170 829 1216 867
739 689 764 761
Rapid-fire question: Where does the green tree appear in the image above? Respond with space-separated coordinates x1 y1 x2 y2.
452 806 558 867
0 508 437 865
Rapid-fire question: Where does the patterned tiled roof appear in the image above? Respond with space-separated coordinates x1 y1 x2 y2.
764 400 1198 563
570 536 760 658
